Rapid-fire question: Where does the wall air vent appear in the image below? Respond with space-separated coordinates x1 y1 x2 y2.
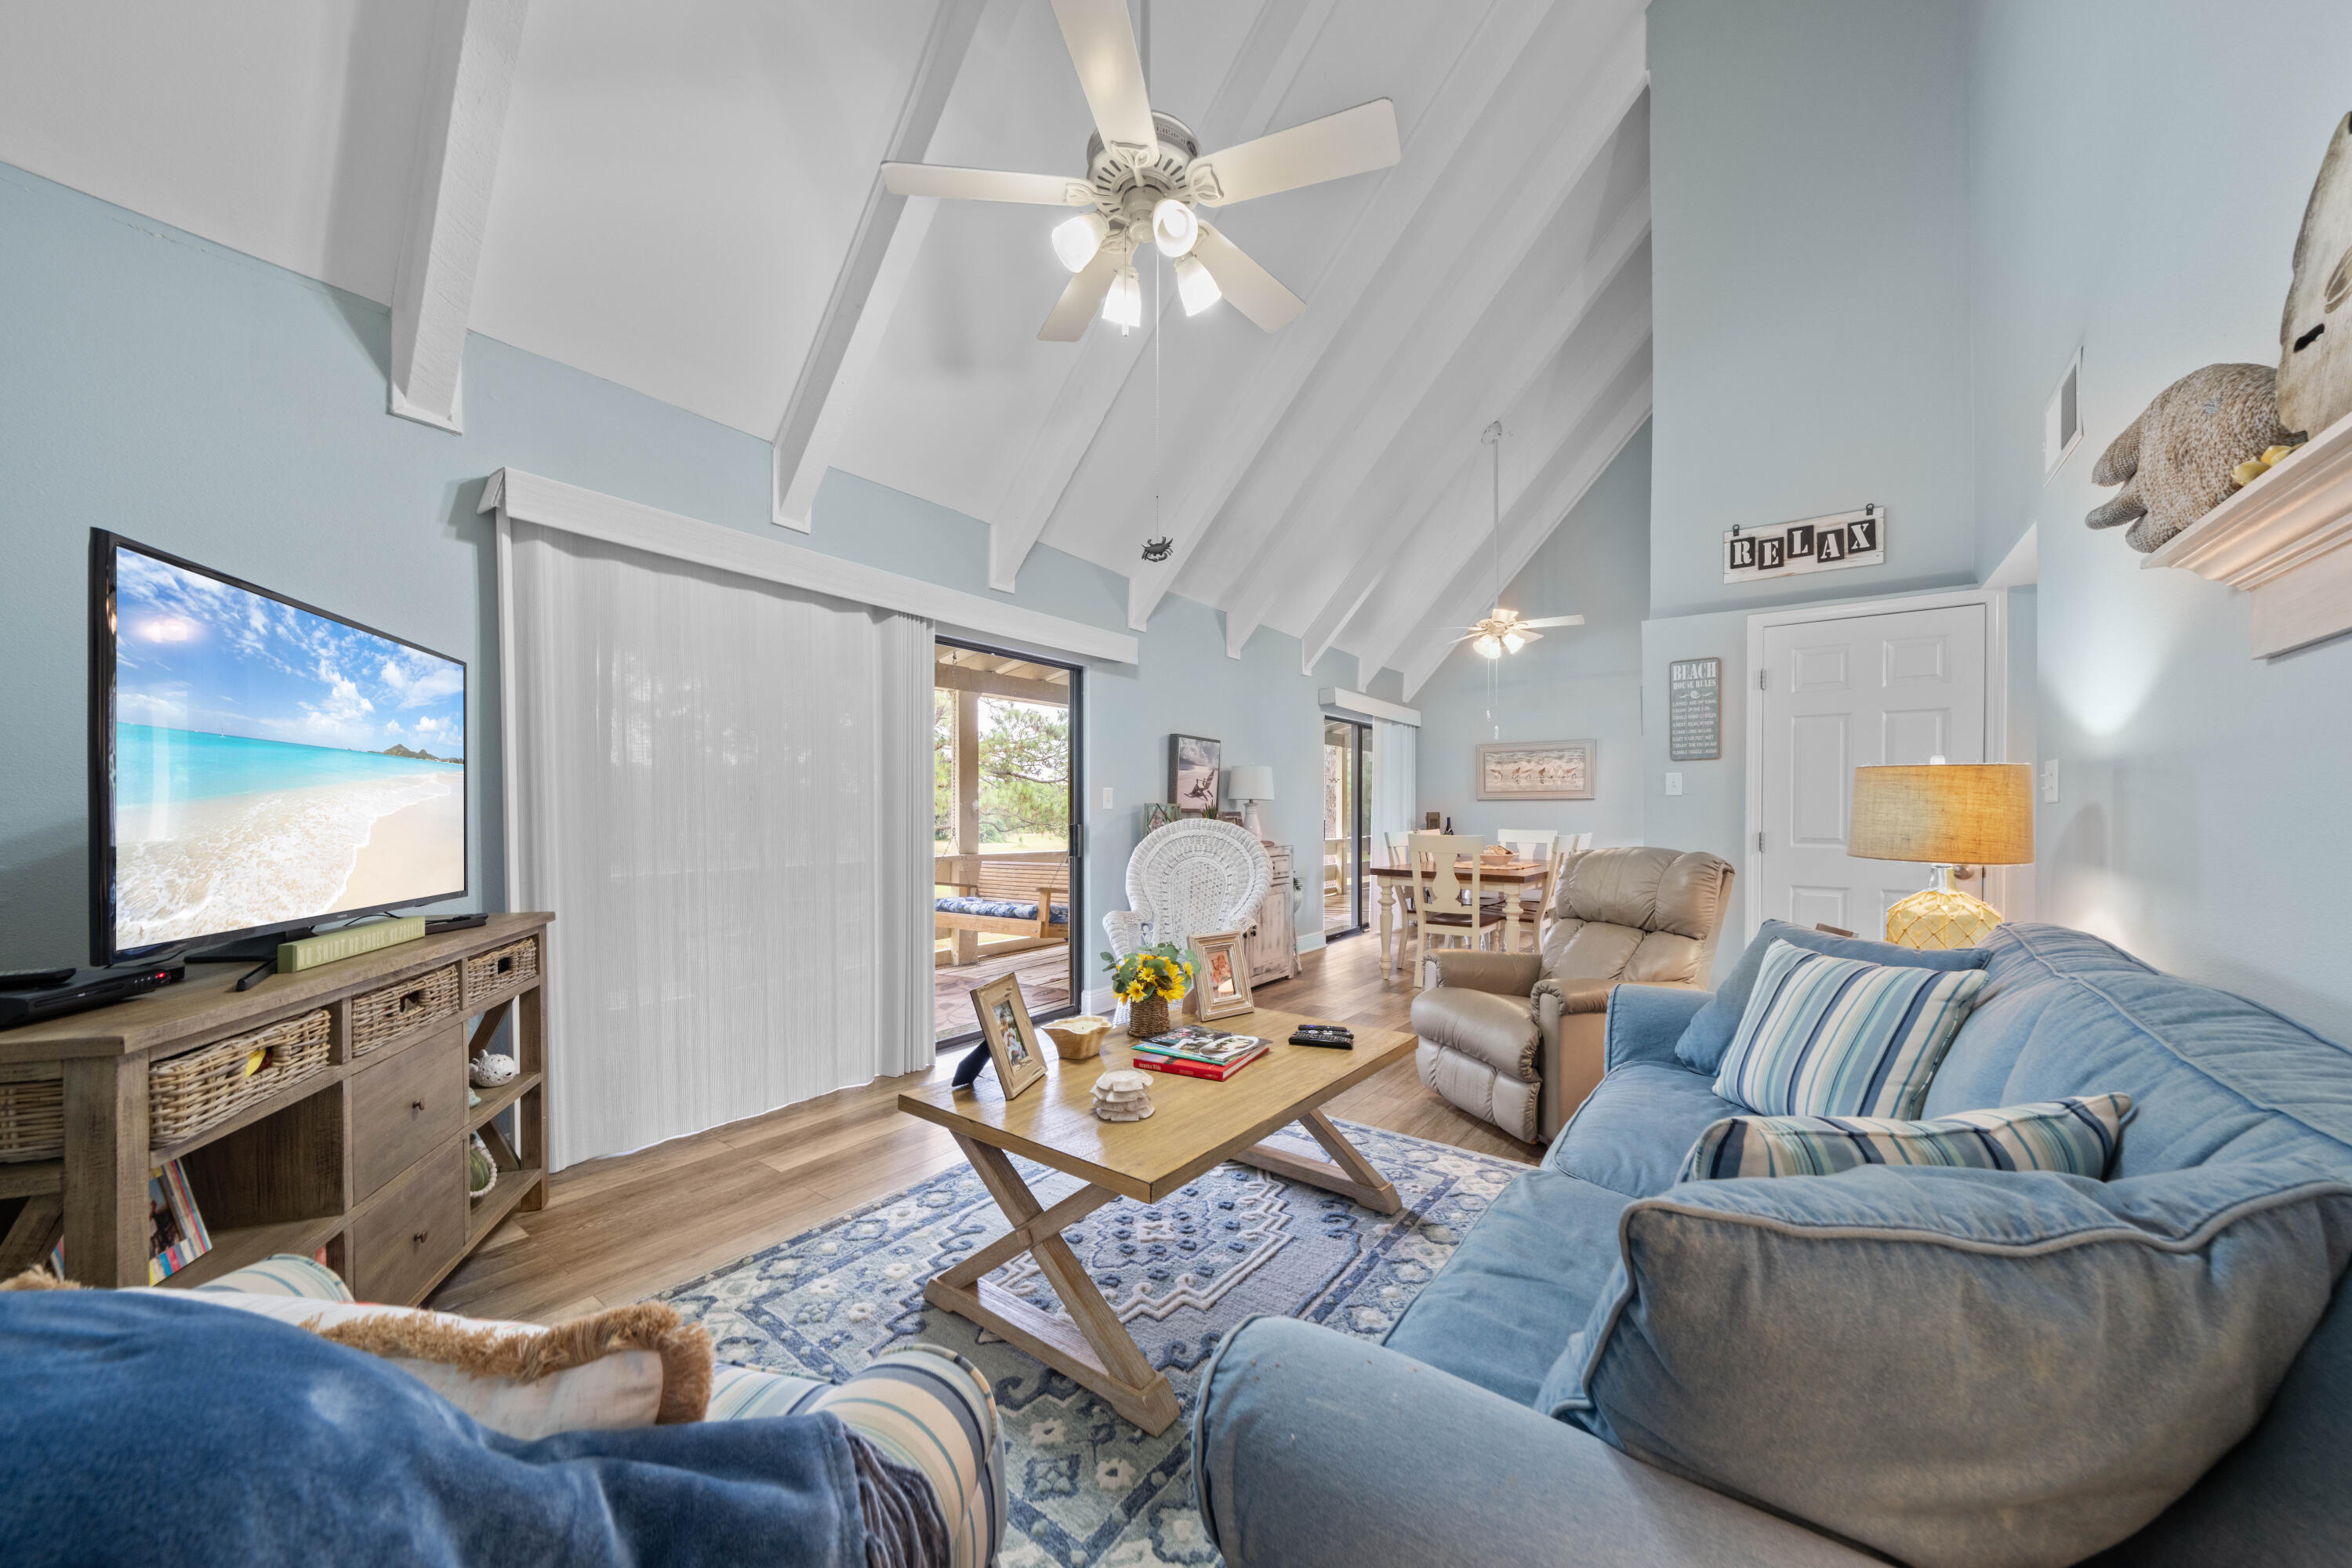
2045 349 2083 477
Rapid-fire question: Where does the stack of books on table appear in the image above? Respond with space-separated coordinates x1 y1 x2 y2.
1131 1025 1268 1081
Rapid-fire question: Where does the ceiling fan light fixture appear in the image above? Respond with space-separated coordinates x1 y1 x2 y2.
1174 252 1221 316
1474 633 1503 659
1151 197 1199 257
1102 266 1143 329
1501 630 1526 655
1051 210 1109 273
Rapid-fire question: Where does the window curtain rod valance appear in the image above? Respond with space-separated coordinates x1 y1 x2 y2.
1318 687 1421 726
478 468 1139 666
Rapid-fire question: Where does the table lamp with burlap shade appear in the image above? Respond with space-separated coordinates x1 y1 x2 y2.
1849 763 2034 949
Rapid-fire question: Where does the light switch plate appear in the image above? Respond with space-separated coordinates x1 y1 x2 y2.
1664 771 1683 797
1100 785 1115 811
2040 760 2060 804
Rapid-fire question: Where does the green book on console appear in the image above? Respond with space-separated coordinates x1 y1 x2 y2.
278 916 427 973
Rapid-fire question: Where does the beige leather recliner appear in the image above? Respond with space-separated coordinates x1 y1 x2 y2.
1408 846 1736 1145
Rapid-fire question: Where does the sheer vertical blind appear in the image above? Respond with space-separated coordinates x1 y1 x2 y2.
1370 717 1419 851
503 522 934 1169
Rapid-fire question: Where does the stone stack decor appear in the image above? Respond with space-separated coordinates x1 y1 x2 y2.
1091 1068 1154 1122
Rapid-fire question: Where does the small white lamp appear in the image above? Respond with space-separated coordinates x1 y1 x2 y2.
1226 766 1274 840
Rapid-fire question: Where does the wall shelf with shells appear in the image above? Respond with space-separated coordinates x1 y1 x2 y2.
2143 402 2352 657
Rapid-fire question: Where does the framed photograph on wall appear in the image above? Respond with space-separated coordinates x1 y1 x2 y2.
970 975 1047 1100
1170 734 1221 816
1188 930 1253 1021
1475 739 1596 801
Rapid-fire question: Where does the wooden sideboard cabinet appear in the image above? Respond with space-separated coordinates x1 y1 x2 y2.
1243 844 1299 990
0 913 551 1300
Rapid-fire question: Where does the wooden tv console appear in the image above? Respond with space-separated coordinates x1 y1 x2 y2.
0 913 550 1299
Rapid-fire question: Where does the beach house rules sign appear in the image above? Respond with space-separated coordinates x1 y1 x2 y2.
1722 504 1885 583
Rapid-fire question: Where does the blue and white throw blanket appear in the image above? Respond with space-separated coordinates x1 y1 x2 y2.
0 1290 875 1567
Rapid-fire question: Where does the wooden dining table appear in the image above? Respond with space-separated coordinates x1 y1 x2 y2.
1367 856 1550 978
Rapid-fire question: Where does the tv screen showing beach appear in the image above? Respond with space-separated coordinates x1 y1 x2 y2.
109 545 465 951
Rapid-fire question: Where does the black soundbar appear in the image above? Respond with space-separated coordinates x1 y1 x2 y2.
0 964 185 1031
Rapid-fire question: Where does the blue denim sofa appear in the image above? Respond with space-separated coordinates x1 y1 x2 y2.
1195 923 2352 1566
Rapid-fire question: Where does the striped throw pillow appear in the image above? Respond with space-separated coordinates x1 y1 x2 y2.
1679 1094 2133 1183
1713 939 1988 1118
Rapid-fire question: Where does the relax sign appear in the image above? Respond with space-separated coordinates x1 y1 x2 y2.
1722 504 1885 583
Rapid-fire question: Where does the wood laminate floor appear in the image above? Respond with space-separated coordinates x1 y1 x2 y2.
429 930 1537 1323
933 942 1071 1041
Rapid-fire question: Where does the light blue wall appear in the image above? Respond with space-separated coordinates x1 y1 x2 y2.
1636 605 1755 946
1969 0 2352 1041
0 162 1363 991
1648 0 1979 621
1417 424 1650 848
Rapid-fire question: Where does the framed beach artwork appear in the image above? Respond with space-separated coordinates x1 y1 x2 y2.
970 975 1047 1100
1188 930 1252 1021
1169 734 1221 816
1475 739 1596 801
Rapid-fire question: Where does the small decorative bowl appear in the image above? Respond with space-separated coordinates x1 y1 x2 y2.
1044 1017 1112 1060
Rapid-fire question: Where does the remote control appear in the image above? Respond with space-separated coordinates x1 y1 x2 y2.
1 967 76 991
1288 1027 1354 1049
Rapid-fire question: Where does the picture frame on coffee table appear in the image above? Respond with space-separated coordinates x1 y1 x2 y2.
1189 930 1253 1021
970 974 1047 1100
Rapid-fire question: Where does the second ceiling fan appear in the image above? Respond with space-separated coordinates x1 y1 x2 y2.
881 0 1402 340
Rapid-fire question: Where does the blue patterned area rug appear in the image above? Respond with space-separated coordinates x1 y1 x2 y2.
655 1120 1526 1567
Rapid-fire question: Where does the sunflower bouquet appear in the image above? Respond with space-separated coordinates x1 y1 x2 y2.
1099 942 1195 1037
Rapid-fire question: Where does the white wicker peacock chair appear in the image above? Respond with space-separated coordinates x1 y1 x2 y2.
1103 818 1272 965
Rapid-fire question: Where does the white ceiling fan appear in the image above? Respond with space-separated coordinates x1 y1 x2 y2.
880 0 1401 341
1452 421 1582 658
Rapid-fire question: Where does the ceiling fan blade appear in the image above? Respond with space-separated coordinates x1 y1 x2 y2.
1050 0 1156 156
882 163 1094 205
1515 629 1544 644
1189 99 1401 206
1517 615 1586 628
1038 248 1123 341
1190 223 1305 332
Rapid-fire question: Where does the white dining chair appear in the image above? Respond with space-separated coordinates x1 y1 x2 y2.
1406 833 1504 984
1496 829 1588 949
1383 833 1420 949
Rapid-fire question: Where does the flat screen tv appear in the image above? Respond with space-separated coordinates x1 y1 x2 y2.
89 532 467 967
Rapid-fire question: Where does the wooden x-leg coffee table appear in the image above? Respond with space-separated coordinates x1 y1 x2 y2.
898 1007 1413 1434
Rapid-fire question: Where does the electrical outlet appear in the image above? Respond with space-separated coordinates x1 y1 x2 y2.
1664 771 1684 797
1100 785 1115 811
2040 759 2060 804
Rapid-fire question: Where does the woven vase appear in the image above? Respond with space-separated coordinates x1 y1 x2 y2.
1129 993 1171 1039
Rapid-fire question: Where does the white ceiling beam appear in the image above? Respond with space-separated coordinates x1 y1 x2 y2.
387 0 530 434
1118 0 1570 632
769 0 993 532
985 0 1338 593
1393 363 1653 700
1356 325 1652 677
1298 227 1651 674
1215 50 1648 662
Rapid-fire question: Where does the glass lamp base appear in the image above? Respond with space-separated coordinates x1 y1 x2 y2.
1884 887 2002 950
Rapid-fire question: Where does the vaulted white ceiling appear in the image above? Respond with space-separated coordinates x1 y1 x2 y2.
0 0 1650 695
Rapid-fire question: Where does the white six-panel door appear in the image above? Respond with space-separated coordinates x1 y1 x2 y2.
1755 601 1988 937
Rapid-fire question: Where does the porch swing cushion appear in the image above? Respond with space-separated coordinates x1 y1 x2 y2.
933 896 1070 924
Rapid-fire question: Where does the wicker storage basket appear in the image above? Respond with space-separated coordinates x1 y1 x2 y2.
464 936 539 997
147 1010 333 1149
0 1078 65 1163
351 966 462 1058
